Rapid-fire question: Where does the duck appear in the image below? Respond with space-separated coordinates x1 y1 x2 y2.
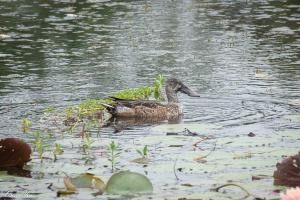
104 78 199 121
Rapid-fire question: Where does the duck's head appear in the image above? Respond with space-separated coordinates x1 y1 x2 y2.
165 78 200 103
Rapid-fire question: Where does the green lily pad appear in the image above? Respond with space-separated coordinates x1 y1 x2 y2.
106 171 153 194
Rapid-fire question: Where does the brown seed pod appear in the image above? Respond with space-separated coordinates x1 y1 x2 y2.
273 152 300 187
0 138 32 167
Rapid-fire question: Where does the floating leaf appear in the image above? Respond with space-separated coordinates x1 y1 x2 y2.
64 176 77 192
273 152 300 187
131 157 150 165
63 173 106 194
106 171 153 194
0 138 31 167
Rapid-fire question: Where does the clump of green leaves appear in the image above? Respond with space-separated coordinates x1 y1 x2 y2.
153 74 165 101
112 74 165 101
64 99 111 120
21 118 32 133
62 74 165 125
43 105 55 114
64 107 76 119
136 145 148 158
114 87 153 100
108 141 120 172
77 99 108 117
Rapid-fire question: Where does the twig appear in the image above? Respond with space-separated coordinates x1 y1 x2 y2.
194 142 217 161
213 183 251 199
173 157 179 181
193 138 208 147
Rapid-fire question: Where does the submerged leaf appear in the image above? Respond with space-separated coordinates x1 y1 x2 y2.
106 171 153 194
0 138 31 167
273 152 300 187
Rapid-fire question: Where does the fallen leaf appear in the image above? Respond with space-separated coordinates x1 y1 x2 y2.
64 176 77 192
131 157 150 165
63 173 105 194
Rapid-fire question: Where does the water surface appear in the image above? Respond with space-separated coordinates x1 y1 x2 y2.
0 0 299 199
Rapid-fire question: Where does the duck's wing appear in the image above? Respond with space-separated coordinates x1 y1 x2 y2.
108 96 164 108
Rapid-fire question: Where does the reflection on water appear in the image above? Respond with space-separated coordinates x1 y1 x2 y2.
0 1 299 134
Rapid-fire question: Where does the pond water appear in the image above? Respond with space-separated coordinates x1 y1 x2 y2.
0 0 299 199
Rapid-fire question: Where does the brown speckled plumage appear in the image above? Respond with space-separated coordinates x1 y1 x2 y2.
106 78 199 120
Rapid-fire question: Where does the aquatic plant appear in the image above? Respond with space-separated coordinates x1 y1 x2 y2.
64 107 76 119
82 133 95 154
53 143 64 161
136 145 148 158
106 171 153 194
113 87 153 100
43 105 55 114
33 131 46 162
21 118 32 133
153 74 165 101
108 141 120 172
61 74 165 125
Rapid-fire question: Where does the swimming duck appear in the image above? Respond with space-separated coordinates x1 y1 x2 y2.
104 78 199 120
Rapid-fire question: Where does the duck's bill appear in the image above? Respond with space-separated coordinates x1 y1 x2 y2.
180 85 200 97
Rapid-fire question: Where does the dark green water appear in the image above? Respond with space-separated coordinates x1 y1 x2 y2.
1 0 299 135
0 0 299 199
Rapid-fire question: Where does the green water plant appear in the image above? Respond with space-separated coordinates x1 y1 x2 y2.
113 87 153 100
61 74 166 127
153 74 165 101
108 141 120 172
136 145 148 159
43 105 55 114
82 133 95 154
21 118 32 133
33 131 46 162
53 143 64 161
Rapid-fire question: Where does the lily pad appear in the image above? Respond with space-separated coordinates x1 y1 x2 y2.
106 171 153 194
64 173 106 194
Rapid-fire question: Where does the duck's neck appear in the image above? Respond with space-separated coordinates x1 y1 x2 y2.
166 87 179 103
